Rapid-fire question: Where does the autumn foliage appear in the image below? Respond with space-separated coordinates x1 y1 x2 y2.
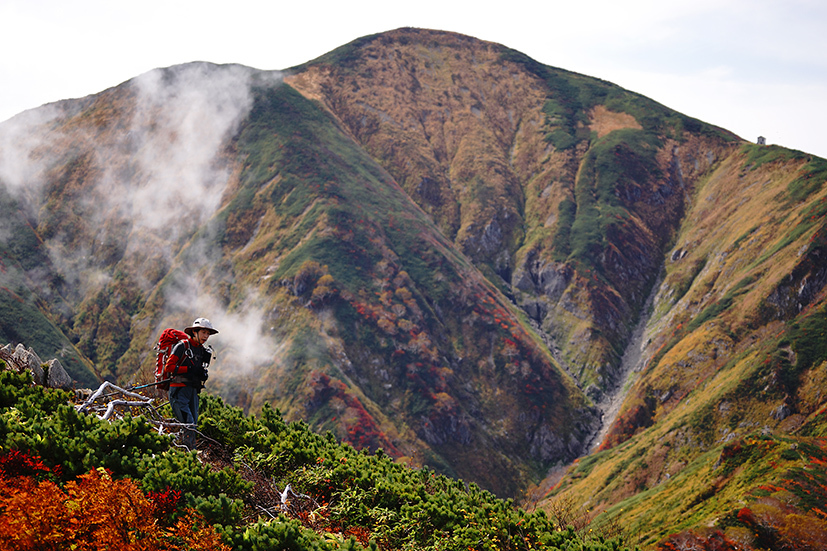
656 436 827 551
0 368 638 551
0 451 227 551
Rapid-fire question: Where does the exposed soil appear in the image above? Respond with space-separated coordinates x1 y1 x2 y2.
589 105 642 139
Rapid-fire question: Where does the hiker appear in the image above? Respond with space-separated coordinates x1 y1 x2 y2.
165 317 217 447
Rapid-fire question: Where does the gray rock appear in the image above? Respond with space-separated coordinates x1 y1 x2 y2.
27 347 45 386
770 404 790 421
512 267 535 292
521 300 547 322
30 362 45 386
536 262 571 300
12 343 28 368
528 424 566 461
6 343 45 384
46 358 73 389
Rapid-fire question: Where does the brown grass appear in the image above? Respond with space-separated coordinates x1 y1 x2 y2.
589 105 642 138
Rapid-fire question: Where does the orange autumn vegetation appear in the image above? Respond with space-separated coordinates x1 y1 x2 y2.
0 458 228 551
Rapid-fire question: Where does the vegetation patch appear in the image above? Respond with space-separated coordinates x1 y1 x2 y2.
292 33 383 72
671 257 707 305
686 276 754 333
0 369 637 551
742 143 808 170
787 156 827 205
786 304 827 373
498 46 726 144
564 129 661 275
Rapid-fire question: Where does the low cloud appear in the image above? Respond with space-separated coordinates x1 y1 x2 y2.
0 61 284 379
0 105 61 194
0 62 267 284
161 270 280 377
126 63 256 230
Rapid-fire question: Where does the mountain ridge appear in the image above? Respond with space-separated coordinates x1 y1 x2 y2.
1 27 826 547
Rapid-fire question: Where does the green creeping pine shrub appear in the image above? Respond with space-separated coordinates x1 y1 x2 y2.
0 368 639 551
0 369 247 491
189 493 246 527
220 517 368 551
1 397 169 480
0 370 69 413
201 396 640 550
138 449 251 499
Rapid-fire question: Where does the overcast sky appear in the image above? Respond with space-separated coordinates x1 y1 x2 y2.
2 0 825 159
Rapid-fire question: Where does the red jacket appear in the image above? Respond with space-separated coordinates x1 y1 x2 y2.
165 337 206 388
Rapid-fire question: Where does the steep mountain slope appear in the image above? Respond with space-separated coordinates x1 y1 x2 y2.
284 28 739 397
0 368 638 551
542 143 827 546
0 28 825 526
0 186 98 386
0 47 596 497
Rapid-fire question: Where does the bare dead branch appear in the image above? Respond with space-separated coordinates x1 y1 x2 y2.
77 381 151 413
101 400 155 420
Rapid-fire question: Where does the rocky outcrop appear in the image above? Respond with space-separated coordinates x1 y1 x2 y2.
0 343 73 389
762 227 827 321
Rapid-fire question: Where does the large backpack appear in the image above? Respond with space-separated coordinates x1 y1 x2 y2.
154 328 190 391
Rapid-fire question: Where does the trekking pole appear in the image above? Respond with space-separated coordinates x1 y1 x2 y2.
131 379 173 391
100 379 172 398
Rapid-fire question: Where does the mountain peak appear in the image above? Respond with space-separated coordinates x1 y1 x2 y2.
1 28 826 545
